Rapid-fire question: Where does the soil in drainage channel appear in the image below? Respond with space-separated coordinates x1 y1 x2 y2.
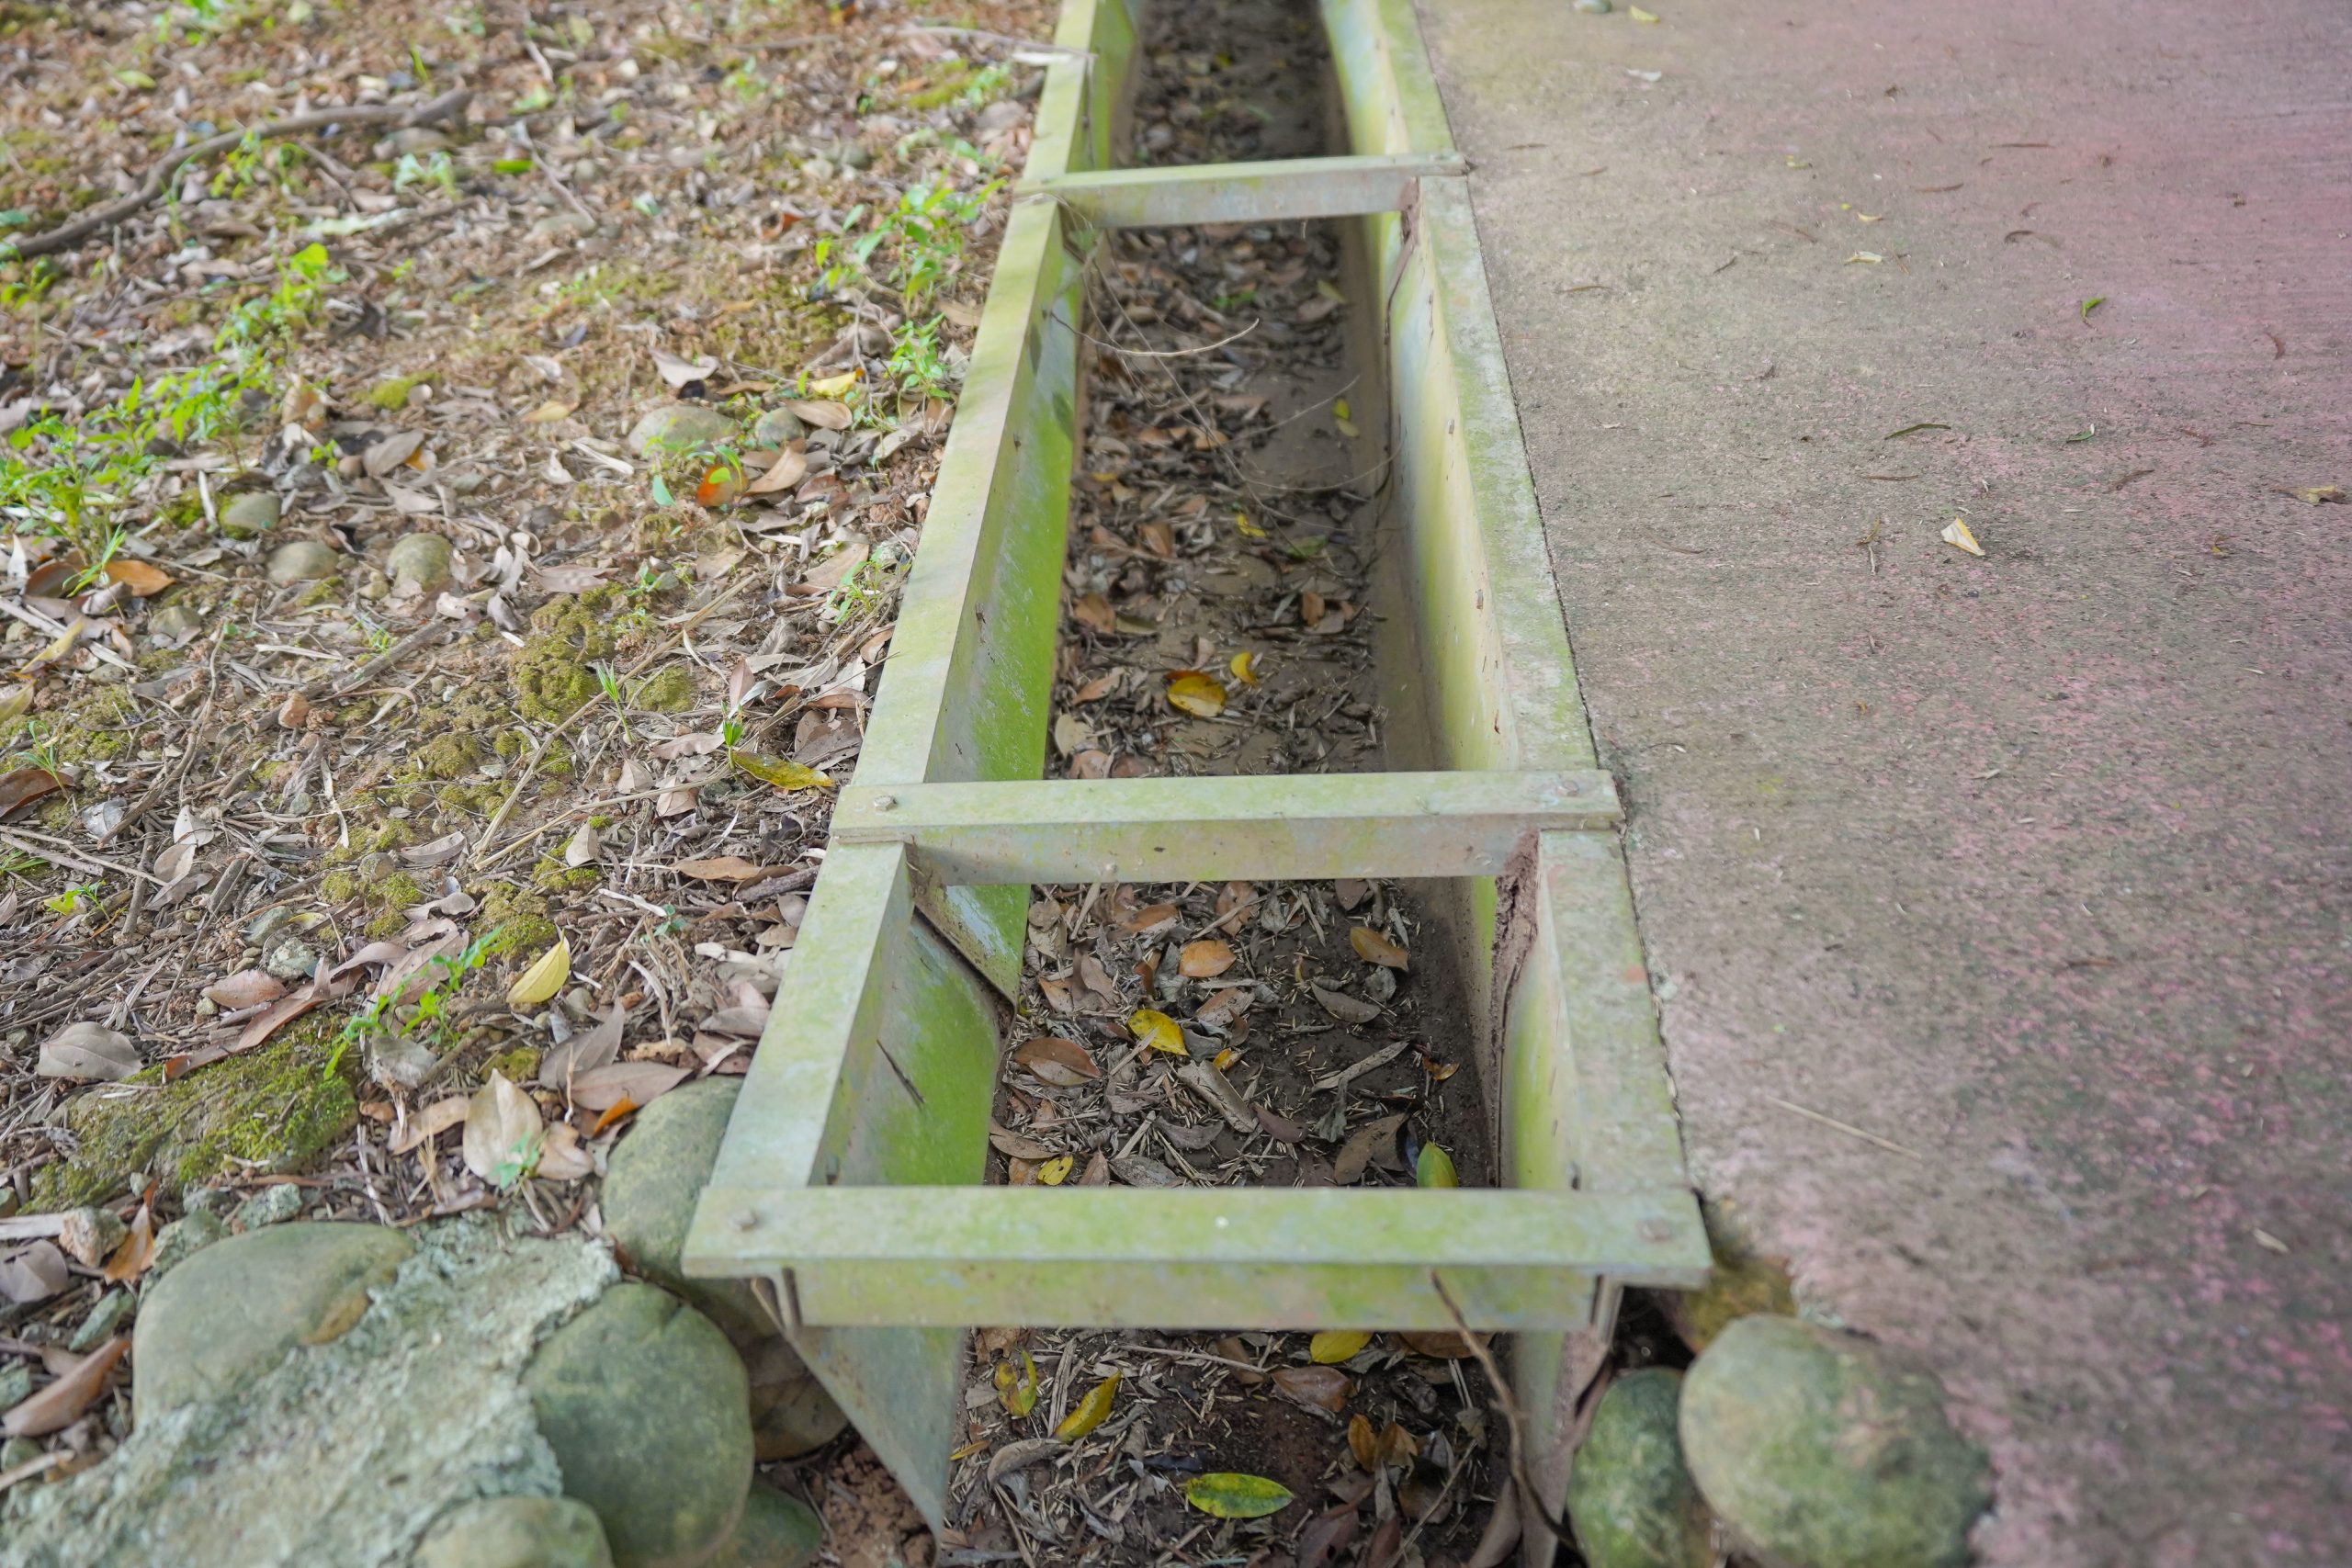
943 6 1510 1566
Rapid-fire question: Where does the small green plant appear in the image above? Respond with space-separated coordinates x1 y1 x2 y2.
392 150 460 202
814 177 1001 310
592 661 630 739
822 558 896 626
885 316 957 410
328 926 504 1076
44 881 100 918
0 244 339 557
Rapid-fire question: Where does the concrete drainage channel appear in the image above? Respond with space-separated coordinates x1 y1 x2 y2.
685 0 1706 1561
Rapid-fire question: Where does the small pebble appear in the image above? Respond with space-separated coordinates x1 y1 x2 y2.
232 1184 308 1232
68 1289 135 1353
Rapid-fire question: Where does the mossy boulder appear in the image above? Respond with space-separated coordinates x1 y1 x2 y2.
266 540 341 585
701 1484 820 1568
1679 1317 1991 1568
388 532 456 594
1664 1202 1796 1352
524 1283 752 1568
31 1019 359 1210
1566 1369 1713 1568
414 1495 614 1568
601 1079 847 1459
133 1222 414 1420
625 404 737 457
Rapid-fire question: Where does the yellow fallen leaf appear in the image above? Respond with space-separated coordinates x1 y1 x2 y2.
1184 1472 1294 1519
1310 1330 1372 1364
521 400 577 424
1054 1373 1119 1440
1228 650 1261 685
1334 415 1360 439
1349 926 1409 971
1332 397 1352 421
506 935 571 1008
995 1349 1039 1417
1211 1046 1240 1071
807 369 858 399
1417 1142 1459 1189
1129 1009 1185 1056
1167 671 1226 717
1940 517 1984 557
1234 510 1267 539
730 750 834 791
1856 212 1883 223
1036 1153 1074 1186
1846 251 1884 265
1628 4 1658 18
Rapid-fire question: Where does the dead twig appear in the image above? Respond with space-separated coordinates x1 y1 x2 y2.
1430 1270 1576 1542
5 89 472 261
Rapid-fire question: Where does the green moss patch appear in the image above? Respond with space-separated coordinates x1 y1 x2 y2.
32 1016 358 1210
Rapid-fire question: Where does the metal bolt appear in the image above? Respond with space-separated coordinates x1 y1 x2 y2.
873 794 898 811
732 1209 759 1232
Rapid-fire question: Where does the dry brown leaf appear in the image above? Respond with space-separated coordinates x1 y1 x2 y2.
568 1061 690 1111
1179 940 1237 978
540 1001 628 1089
37 1022 141 1082
1333 878 1371 911
786 398 853 431
102 558 172 596
1194 986 1253 1028
673 856 774 883
0 767 63 822
231 975 349 1055
1312 984 1382 1025
100 1205 155 1284
460 1072 544 1188
743 444 808 496
989 1124 1057 1162
535 1122 596 1181
201 969 287 1010
4 1335 129 1438
1347 1412 1381 1471
0 1242 67 1305
1010 1036 1100 1087
1070 592 1115 635
1332 1114 1407 1185
1116 901 1180 934
1349 927 1409 971
1271 1364 1351 1414
392 1096 470 1155
1394 1330 1479 1360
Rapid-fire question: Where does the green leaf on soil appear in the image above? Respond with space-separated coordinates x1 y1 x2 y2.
1184 1472 1295 1519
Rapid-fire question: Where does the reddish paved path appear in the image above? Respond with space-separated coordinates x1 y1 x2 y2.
1416 0 2352 1561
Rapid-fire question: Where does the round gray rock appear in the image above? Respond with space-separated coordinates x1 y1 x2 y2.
751 406 807 447
147 1210 229 1280
600 1078 848 1458
1680 1316 1990 1568
524 1283 752 1568
220 491 280 533
1567 1369 1713 1568
414 1495 615 1568
388 532 455 594
701 1483 821 1568
265 540 342 585
625 404 737 457
134 1221 413 1421
599 1080 765 1340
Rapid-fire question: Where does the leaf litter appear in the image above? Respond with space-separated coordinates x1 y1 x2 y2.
0 0 1051 1536
946 7 1509 1565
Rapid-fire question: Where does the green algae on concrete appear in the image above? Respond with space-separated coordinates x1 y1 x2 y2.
30 1017 358 1210
1566 1369 1713 1568
1679 1316 1990 1568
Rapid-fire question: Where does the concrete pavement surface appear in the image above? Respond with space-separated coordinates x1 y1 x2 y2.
1414 0 2352 1561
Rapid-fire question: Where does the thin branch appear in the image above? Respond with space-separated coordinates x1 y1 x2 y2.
5 89 472 262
